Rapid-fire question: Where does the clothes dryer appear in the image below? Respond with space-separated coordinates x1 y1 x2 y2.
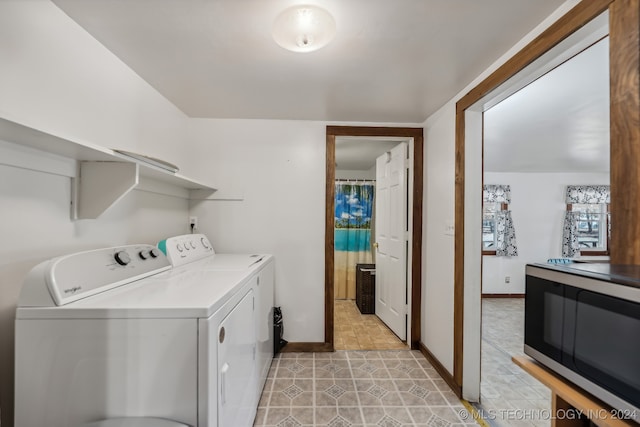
157 234 275 409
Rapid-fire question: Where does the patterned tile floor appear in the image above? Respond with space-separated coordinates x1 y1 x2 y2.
254 350 479 427
480 299 551 427
334 299 408 350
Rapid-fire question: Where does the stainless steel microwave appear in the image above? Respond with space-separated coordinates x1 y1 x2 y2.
525 263 640 421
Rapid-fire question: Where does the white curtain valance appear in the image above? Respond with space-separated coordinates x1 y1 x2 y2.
483 184 511 204
565 185 610 204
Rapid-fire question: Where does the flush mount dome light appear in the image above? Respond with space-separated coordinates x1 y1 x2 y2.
272 5 336 53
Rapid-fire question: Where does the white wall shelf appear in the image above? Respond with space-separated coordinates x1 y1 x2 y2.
0 116 217 219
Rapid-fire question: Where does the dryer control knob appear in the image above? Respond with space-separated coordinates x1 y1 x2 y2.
138 250 150 260
114 251 131 266
176 244 184 252
201 237 210 249
149 248 161 258
190 241 197 249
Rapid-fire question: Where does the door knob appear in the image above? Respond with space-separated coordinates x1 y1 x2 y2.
373 242 379 248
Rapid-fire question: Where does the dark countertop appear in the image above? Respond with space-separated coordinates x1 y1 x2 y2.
528 262 640 289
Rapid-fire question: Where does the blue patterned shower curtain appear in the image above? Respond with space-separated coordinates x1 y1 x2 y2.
334 182 374 299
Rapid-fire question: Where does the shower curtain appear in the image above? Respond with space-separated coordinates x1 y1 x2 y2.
334 181 374 299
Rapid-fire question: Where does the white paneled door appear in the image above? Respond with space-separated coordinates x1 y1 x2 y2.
374 142 408 340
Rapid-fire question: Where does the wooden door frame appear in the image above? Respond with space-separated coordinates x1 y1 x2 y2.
454 0 638 393
325 126 424 350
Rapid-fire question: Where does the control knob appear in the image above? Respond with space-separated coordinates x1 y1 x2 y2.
176 244 184 252
190 241 196 249
138 250 150 260
149 248 161 258
114 251 131 266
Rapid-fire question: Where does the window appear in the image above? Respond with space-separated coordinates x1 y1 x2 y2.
483 202 507 253
482 184 517 256
562 185 610 258
568 203 609 254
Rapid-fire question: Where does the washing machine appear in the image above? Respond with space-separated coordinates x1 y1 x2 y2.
14 243 260 427
157 234 274 407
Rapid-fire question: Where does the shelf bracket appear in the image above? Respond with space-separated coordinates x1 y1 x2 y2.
72 161 139 219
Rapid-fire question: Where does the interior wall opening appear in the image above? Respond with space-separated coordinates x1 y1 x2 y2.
325 126 424 352
454 5 613 403
479 33 610 416
334 136 412 350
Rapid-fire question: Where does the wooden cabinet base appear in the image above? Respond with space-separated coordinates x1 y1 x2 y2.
512 356 637 427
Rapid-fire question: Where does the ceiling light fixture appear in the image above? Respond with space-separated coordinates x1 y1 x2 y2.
272 5 336 53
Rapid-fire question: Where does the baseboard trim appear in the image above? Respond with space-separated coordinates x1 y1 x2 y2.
418 342 462 398
281 342 334 352
482 293 525 298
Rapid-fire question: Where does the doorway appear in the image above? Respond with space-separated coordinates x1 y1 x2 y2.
479 33 610 415
452 0 640 402
325 126 423 351
333 138 409 350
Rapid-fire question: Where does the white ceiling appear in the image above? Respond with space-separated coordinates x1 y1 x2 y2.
51 0 567 122
484 37 610 173
335 37 611 175
335 138 404 171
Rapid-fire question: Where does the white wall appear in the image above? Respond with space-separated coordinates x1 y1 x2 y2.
420 0 581 375
187 119 327 342
482 172 609 294
0 1 192 425
422 104 457 371
0 0 189 170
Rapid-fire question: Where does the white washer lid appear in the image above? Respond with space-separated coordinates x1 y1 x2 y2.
81 418 189 427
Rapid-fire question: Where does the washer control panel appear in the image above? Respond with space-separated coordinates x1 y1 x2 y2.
19 244 171 307
158 234 214 267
